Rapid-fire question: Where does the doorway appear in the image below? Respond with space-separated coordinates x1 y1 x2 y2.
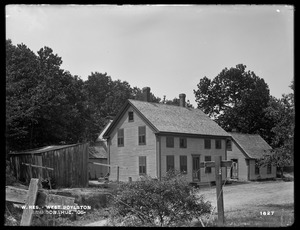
192 155 200 182
231 159 238 179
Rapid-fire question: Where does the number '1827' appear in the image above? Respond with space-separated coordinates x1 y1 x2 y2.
260 211 274 215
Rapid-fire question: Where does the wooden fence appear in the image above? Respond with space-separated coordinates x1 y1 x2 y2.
6 178 78 226
9 143 89 188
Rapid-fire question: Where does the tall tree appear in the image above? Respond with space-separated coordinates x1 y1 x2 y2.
83 72 114 141
258 82 294 178
194 64 271 141
6 40 87 152
6 39 41 152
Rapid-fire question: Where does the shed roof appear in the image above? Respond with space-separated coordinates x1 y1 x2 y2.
89 145 107 158
104 99 230 138
96 120 113 142
10 144 80 155
229 132 272 159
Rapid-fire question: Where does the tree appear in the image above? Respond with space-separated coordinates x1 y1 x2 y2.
193 64 271 140
6 39 41 152
109 171 212 227
6 40 165 152
162 96 194 108
83 72 114 141
6 40 88 152
257 82 294 178
132 86 161 103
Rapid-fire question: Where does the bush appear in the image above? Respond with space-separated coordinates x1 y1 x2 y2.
109 170 212 227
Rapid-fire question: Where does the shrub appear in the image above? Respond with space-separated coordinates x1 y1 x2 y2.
109 170 212 227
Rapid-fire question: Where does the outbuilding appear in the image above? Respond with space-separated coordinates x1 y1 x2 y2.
227 132 276 181
9 143 89 188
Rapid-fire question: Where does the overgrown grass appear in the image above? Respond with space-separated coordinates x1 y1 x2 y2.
194 203 294 227
5 186 114 226
5 201 112 226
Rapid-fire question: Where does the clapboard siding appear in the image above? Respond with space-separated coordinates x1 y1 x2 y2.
227 141 249 180
227 141 277 181
109 106 157 181
10 143 89 188
160 136 227 182
248 159 276 180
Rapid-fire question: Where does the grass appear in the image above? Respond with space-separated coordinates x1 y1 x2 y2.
195 203 294 227
4 184 114 226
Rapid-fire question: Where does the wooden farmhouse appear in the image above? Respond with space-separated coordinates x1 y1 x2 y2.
88 120 112 180
9 143 89 188
103 87 232 184
227 132 277 181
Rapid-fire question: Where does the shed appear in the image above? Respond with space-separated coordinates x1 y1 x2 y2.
227 132 276 181
88 144 108 179
88 120 112 180
9 143 89 188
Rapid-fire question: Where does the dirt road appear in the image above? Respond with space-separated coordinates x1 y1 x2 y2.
199 180 294 212
85 180 294 226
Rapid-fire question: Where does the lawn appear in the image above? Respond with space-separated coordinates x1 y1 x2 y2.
196 180 294 227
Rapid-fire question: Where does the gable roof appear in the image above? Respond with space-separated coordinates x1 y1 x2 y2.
104 99 230 138
229 132 272 159
96 120 113 142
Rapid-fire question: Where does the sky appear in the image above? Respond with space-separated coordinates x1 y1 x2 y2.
6 4 294 107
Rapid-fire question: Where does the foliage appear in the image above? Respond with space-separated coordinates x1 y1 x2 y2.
193 64 271 141
257 82 294 178
162 96 194 108
83 73 135 141
6 40 89 151
6 39 163 152
109 171 212 227
132 86 161 103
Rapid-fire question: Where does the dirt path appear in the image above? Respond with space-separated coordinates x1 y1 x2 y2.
199 180 294 212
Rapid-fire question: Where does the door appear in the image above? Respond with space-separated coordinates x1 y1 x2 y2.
231 159 238 179
192 155 200 182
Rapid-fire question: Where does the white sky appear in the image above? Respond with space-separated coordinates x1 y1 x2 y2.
6 5 294 107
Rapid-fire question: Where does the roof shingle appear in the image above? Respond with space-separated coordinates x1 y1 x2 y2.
89 145 107 158
229 132 272 159
129 99 229 137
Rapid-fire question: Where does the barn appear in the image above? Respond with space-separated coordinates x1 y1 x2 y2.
9 143 89 188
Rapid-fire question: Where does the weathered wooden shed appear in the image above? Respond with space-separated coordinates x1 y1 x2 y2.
88 120 112 180
88 144 108 180
9 143 89 188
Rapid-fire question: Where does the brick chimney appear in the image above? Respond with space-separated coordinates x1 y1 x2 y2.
142 87 151 102
179 93 186 107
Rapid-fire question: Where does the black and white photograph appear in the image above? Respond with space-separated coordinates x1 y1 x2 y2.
5 4 294 227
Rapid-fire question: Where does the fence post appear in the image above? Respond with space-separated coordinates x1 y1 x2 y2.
117 166 119 182
214 156 224 226
20 178 39 226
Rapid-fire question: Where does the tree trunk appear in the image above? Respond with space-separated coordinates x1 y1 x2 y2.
281 167 284 179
